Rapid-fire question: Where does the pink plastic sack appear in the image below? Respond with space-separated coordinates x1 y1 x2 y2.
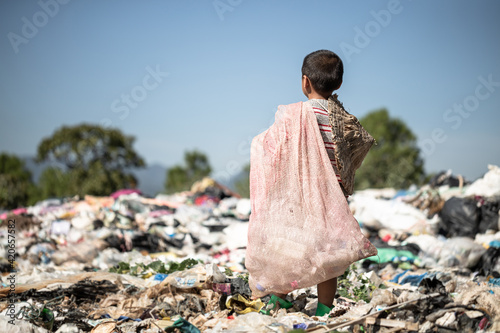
246 101 377 298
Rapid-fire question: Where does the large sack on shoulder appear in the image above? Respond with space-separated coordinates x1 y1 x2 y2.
246 101 377 298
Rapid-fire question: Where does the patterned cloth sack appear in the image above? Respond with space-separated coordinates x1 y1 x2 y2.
327 94 375 196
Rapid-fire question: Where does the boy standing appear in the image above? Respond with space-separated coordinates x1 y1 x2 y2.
246 50 376 316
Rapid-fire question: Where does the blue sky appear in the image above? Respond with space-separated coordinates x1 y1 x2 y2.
1 0 499 183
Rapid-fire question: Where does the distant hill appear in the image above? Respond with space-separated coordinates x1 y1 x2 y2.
220 168 248 195
132 163 167 196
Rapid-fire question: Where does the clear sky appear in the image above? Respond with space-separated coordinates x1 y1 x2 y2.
1 0 499 183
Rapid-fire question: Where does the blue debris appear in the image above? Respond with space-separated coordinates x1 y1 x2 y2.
154 273 169 281
488 278 500 287
489 240 500 248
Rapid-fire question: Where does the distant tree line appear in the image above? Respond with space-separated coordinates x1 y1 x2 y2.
355 108 425 190
0 109 426 209
0 124 213 210
228 108 426 198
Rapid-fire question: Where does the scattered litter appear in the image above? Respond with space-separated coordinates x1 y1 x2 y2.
0 169 499 332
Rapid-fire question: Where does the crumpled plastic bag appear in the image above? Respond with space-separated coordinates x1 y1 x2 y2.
225 294 265 314
246 101 377 297
465 164 500 198
162 264 209 289
226 312 278 332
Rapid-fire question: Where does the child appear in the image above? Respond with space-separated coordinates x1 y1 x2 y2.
246 50 377 316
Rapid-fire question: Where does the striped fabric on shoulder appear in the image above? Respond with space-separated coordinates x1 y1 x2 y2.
307 99 345 191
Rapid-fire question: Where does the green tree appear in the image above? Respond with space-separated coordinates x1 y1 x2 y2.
234 163 250 198
0 153 35 209
355 109 425 190
165 150 212 193
36 124 145 197
37 166 74 199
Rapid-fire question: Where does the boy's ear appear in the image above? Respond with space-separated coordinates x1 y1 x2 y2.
302 75 311 91
302 75 311 97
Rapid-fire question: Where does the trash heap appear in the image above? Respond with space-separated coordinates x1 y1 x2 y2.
0 168 499 332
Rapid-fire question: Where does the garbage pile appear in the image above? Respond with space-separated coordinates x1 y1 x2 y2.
0 167 499 332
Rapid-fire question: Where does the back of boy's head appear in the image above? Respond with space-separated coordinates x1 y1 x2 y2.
302 50 343 95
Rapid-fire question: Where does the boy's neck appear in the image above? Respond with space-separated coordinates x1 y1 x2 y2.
307 91 330 100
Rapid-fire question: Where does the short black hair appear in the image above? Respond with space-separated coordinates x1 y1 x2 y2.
302 50 343 95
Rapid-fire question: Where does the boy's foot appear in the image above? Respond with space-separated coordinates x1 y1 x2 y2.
315 302 334 317
260 294 293 315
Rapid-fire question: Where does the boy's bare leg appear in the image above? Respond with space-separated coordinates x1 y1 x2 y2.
273 293 287 299
317 277 337 307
